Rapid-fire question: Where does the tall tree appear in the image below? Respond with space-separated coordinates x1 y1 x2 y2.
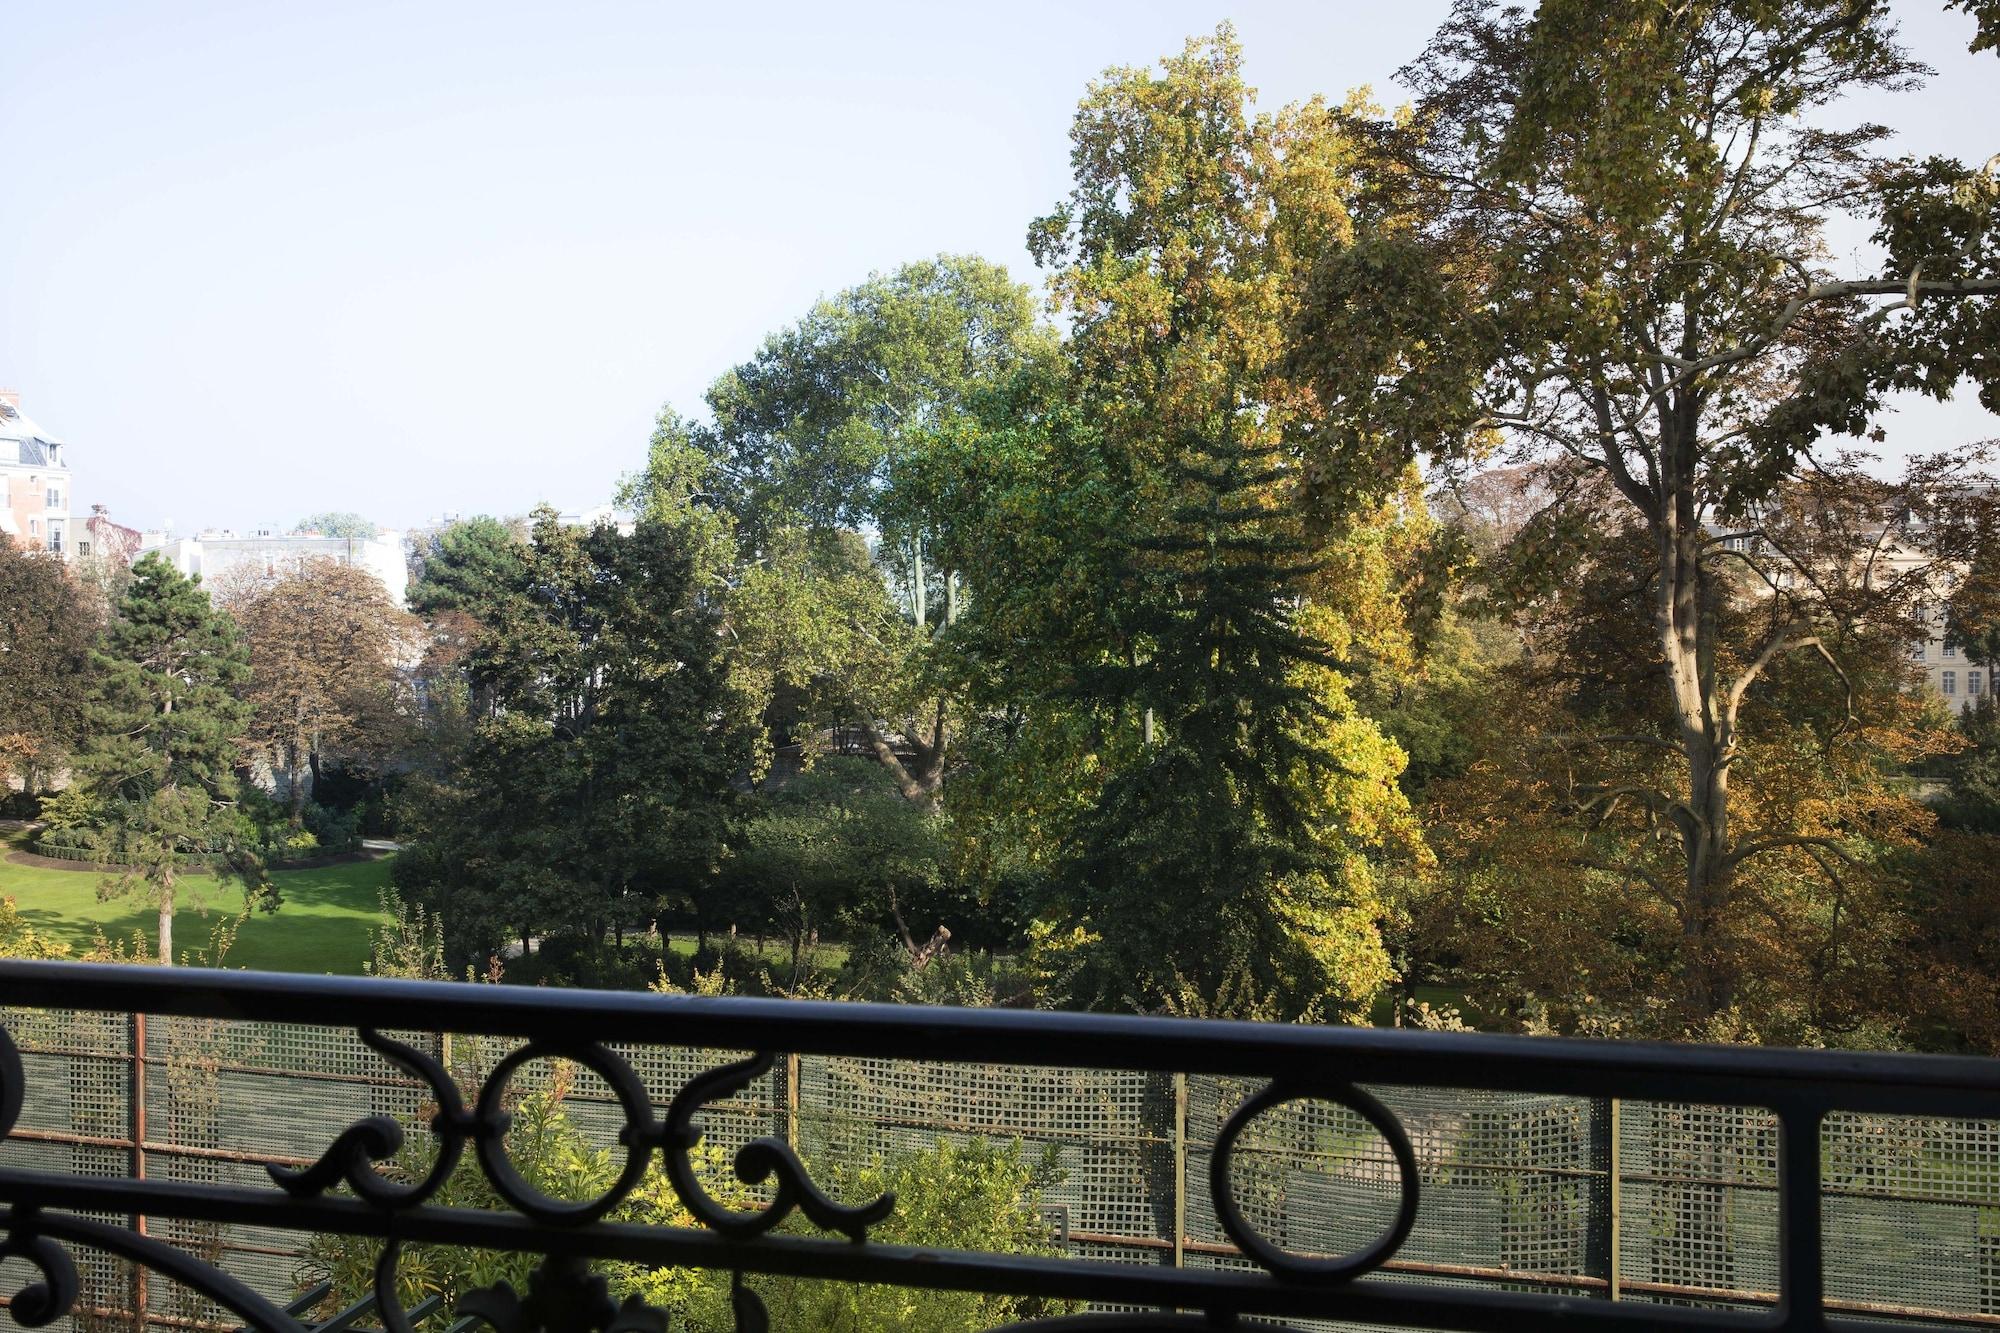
72 553 267 963
230 560 415 825
0 537 95 790
1293 0 2000 1023
396 511 747 966
1007 27 1426 1020
707 253 1045 601
1056 413 1421 1019
647 255 1048 798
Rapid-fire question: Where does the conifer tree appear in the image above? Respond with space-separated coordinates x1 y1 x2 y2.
1016 27 1423 1019
1056 410 1409 1019
74 553 268 963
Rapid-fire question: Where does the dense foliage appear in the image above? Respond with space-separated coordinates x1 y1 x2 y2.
392 509 749 964
0 537 96 791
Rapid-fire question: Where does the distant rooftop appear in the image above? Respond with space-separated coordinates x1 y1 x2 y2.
0 390 68 469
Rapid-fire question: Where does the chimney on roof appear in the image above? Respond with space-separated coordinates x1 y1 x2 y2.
0 389 18 410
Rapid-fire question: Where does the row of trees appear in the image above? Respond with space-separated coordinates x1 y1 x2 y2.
0 541 412 961
387 2 2000 1050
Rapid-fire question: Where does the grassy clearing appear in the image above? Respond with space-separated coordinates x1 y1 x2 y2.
0 830 392 973
662 932 850 970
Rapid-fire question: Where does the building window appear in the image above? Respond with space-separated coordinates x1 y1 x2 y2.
46 527 61 554
1974 672 1986 696
77 540 90 559
45 487 60 507
1945 671 1958 695
1946 642 1959 659
28 518 38 536
1913 643 1928 661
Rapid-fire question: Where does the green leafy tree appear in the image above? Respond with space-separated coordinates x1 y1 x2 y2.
0 537 96 790
407 516 531 625
1292 0 2000 1023
71 553 269 963
631 255 1050 800
724 757 946 981
396 511 748 969
1008 27 1424 1020
1935 696 2000 832
706 253 1045 597
292 511 378 540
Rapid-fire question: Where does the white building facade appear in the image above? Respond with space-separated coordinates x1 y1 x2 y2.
142 527 409 607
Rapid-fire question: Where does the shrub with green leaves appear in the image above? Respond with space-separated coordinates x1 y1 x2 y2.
301 1069 1074 1331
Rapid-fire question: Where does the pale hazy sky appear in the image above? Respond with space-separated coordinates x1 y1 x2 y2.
4 2 1995 534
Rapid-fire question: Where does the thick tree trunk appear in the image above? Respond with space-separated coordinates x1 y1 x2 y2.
1656 445 1734 1020
862 703 949 805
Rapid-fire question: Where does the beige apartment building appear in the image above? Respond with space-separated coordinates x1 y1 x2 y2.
1909 609 1989 713
0 390 72 558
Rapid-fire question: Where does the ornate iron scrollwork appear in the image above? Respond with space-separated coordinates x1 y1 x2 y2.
0 1210 79 1329
661 1052 894 1240
0 1007 1418 1333
271 1028 473 1207
272 1038 881 1331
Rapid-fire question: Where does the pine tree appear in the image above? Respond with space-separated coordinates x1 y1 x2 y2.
73 553 268 964
1056 412 1407 1020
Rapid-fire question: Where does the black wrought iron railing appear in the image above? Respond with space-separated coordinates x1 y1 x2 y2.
0 960 1996 1332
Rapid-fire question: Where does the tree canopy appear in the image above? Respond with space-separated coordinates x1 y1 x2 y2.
70 553 269 963
0 538 96 790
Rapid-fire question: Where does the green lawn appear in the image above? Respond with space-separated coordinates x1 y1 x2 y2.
664 933 849 969
0 836 393 973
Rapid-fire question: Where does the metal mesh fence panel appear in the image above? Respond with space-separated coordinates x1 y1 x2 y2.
1618 1101 1778 1314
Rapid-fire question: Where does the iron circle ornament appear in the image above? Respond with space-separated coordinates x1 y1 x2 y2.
1208 1078 1420 1283
474 1039 658 1225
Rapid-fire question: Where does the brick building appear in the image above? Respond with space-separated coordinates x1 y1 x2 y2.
0 390 73 558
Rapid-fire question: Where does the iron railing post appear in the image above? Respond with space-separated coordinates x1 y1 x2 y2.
1778 1100 1825 1330
1588 1095 1621 1301
1172 1071 1187 1270
129 1010 148 1332
1608 1097 1622 1302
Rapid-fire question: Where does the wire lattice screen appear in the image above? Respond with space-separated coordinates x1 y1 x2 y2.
0 1009 1995 1331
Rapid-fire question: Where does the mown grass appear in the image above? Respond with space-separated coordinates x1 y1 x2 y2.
0 829 392 973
